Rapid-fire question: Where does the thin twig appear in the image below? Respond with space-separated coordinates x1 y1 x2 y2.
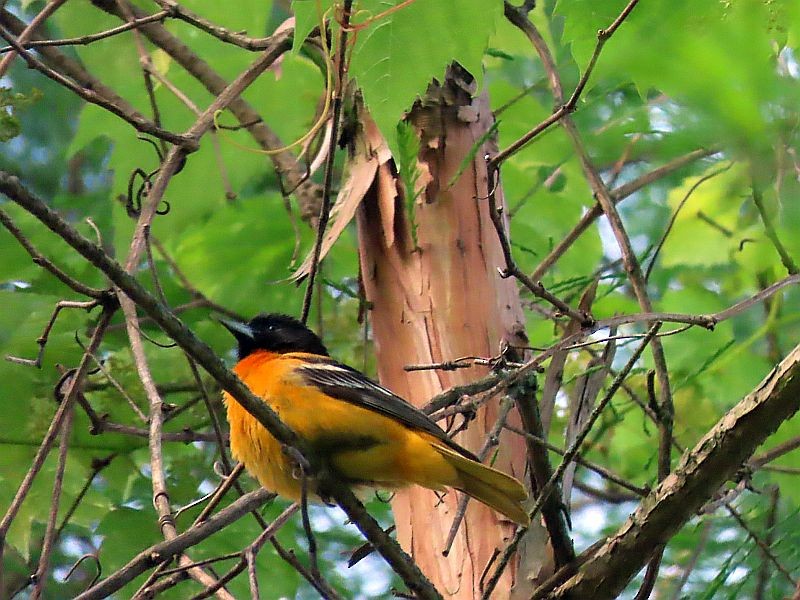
3 172 441 600
481 324 661 599
122 289 231 597
503 424 649 496
750 435 800 469
76 489 273 599
573 480 640 503
149 0 278 50
31 400 74 600
0 208 107 298
512 371 576 568
726 503 795 586
752 180 799 275
297 454 321 578
504 6 676 502
55 454 116 542
667 521 711 600
530 148 716 282
442 398 515 556
188 503 303 600
633 545 664 600
301 0 353 323
645 163 734 282
512 0 675 493
486 163 593 325
540 339 800 599
0 10 170 53
491 0 640 168
5 299 100 368
754 486 780 600
83 347 149 422
0 0 69 77
0 22 193 147
86 0 315 199
0 307 114 550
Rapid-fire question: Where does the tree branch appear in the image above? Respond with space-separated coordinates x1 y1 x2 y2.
0 10 170 52
0 20 193 148
548 342 800 598
1 171 442 600
88 0 319 206
76 488 273 599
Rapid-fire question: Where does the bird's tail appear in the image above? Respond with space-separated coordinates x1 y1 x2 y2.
432 443 530 526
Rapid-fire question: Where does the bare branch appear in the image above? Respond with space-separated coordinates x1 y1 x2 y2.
0 208 107 299
530 148 717 282
87 0 317 202
548 342 800 599
0 20 193 148
0 0 69 77
0 10 170 53
1 171 442 600
76 489 274 599
752 180 799 275
30 398 74 600
300 2 350 323
0 308 114 550
482 324 661 598
493 0 640 167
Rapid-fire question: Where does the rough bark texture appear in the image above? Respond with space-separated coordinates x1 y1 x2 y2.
355 71 536 598
550 342 800 599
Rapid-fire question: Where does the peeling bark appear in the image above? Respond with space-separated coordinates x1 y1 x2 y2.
354 69 542 598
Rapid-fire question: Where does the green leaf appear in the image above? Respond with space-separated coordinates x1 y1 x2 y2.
659 165 748 269
697 543 750 600
0 87 41 141
554 0 627 68
396 120 421 244
349 0 503 153
446 119 499 190
292 0 334 53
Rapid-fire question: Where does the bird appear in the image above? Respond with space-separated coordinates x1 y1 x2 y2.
219 312 529 525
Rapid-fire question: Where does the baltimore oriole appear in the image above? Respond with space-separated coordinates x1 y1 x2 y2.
219 313 529 525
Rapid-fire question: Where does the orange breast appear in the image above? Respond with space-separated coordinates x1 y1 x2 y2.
223 351 460 501
223 351 304 500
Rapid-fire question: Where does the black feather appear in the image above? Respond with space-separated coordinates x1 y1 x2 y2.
226 313 329 359
222 313 478 462
295 355 479 462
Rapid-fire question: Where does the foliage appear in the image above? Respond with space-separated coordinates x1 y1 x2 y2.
0 0 799 598
0 86 42 142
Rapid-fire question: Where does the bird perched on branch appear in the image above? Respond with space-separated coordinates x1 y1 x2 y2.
219 313 529 525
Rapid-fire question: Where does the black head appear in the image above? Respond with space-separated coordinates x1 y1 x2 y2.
219 313 329 359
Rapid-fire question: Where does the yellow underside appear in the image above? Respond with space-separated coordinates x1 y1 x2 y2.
224 350 530 524
223 351 459 501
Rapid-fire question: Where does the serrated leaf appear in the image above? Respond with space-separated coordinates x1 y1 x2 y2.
396 120 421 243
349 0 503 154
292 0 334 53
554 0 627 67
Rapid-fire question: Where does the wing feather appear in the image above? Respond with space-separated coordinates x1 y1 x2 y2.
289 353 477 461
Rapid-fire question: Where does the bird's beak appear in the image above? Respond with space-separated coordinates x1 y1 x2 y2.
216 316 254 340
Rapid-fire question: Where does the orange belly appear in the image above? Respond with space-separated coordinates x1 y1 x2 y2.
223 351 459 501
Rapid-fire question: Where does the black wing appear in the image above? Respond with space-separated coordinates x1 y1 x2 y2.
291 353 478 461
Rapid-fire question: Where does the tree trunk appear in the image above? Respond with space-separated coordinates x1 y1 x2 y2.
355 68 543 598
